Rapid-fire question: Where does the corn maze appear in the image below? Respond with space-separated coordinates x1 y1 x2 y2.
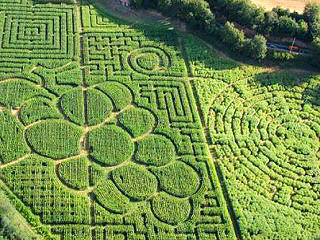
185 36 320 239
0 1 235 240
0 1 319 239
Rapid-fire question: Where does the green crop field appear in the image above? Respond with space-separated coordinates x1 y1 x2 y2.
0 0 319 240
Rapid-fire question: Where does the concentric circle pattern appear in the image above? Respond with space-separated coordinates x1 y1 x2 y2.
210 79 320 214
128 47 171 75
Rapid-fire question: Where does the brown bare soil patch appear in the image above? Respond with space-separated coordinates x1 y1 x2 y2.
250 0 320 13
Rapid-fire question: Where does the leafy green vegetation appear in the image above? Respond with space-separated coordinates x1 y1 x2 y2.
86 88 113 126
20 98 62 126
0 190 42 240
135 135 176 166
88 125 134 166
118 107 156 137
152 192 191 225
96 82 132 111
58 156 89 190
0 80 51 108
0 0 318 239
0 110 30 164
25 120 83 159
150 161 200 197
93 179 130 214
59 88 85 126
112 163 158 201
189 40 320 238
1 155 90 224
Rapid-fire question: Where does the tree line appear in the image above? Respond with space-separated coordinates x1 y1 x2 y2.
131 0 320 65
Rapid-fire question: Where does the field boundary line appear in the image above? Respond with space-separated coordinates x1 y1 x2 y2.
180 34 242 239
214 161 243 240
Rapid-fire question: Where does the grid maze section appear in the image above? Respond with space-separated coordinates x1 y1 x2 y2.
81 6 131 32
1 156 90 224
137 81 200 128
0 58 30 79
0 0 31 4
83 32 186 85
0 5 79 59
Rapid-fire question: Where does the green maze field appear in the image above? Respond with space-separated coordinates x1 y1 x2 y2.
0 1 319 240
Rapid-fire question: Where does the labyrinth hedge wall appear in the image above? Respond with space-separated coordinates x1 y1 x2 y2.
186 36 320 239
0 1 236 239
0 0 319 239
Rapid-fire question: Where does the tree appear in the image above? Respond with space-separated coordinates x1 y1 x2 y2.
304 2 320 38
131 0 143 8
221 21 246 51
304 2 320 23
272 6 290 17
313 36 320 53
297 19 308 39
263 11 279 34
157 0 172 13
183 0 216 33
276 15 299 37
246 34 267 59
311 36 320 68
311 20 320 38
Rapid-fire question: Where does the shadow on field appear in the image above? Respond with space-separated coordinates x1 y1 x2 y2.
80 0 241 73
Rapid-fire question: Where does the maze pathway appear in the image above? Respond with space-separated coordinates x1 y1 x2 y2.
184 35 320 238
0 2 236 240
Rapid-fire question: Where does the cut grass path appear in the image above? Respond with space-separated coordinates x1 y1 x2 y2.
0 190 42 240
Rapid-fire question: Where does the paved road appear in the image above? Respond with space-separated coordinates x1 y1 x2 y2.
267 42 312 55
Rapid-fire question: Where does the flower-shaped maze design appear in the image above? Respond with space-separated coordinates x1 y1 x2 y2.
0 78 201 225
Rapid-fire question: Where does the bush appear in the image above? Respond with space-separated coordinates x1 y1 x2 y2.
276 16 300 37
304 2 320 38
157 0 216 33
33 0 75 3
268 50 296 60
245 34 267 59
311 37 320 68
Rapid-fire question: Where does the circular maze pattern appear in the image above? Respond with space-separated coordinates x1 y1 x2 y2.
128 47 171 75
209 78 320 214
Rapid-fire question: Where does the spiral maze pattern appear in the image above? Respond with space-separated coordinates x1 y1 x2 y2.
209 76 320 214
